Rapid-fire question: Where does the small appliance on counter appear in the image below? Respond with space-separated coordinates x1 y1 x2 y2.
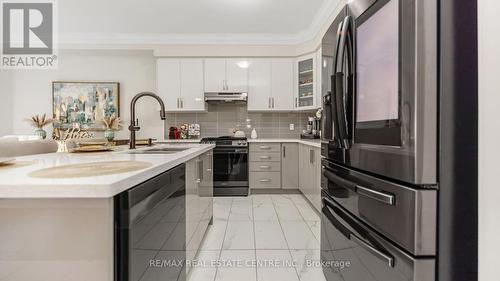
301 115 321 139
168 127 180 139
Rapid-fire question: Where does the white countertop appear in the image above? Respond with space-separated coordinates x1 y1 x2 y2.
158 138 322 148
0 143 215 199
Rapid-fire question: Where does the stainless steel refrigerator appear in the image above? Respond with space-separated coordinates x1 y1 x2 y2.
320 0 478 280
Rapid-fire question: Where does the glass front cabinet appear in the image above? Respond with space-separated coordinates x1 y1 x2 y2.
295 51 321 110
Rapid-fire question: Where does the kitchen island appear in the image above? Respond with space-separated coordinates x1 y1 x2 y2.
0 143 215 281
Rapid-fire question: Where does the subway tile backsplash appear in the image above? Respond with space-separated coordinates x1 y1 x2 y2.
165 103 314 139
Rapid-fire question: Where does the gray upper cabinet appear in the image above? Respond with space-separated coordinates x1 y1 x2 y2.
281 143 299 189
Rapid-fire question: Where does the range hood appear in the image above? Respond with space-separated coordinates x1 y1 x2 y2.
204 92 248 102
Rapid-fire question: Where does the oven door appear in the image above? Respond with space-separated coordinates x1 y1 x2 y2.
326 0 438 185
212 147 249 188
321 192 435 281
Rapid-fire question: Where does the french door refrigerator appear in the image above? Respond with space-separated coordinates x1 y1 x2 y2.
320 0 478 280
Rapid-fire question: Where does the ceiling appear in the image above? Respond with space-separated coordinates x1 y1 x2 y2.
58 0 341 45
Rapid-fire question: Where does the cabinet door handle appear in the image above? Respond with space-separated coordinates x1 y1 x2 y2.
268 97 271 108
295 97 298 108
272 97 275 108
259 179 271 183
177 98 180 108
283 146 286 158
260 156 271 159
259 146 271 150
259 165 271 169
310 149 314 164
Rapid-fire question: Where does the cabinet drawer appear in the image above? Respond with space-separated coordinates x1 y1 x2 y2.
249 162 281 172
250 152 281 162
250 143 281 152
250 172 281 189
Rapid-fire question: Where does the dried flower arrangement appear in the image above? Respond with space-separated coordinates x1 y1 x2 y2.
25 114 53 129
102 114 123 131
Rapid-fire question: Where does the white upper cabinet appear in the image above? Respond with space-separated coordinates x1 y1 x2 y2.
204 59 226 93
248 59 272 111
157 58 205 112
180 59 205 111
226 59 249 93
271 58 295 111
247 58 294 111
157 58 181 112
295 52 320 110
204 58 249 93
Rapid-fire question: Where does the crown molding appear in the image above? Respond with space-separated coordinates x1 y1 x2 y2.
58 0 345 51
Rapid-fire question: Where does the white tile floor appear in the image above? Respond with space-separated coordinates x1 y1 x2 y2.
188 194 327 281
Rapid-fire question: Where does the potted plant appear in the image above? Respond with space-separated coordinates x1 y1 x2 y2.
102 114 122 141
26 114 53 139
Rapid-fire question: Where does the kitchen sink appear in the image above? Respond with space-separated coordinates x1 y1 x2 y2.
128 147 190 154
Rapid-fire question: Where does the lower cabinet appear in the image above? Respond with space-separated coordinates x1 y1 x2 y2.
249 142 320 209
282 143 299 189
249 143 282 189
298 144 321 212
185 151 213 274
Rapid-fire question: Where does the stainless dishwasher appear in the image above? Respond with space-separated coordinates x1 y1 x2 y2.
115 164 186 281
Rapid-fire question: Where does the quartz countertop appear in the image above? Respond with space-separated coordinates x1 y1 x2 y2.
0 143 215 199
157 138 322 148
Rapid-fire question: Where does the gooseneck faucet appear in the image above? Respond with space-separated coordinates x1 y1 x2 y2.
129 92 166 149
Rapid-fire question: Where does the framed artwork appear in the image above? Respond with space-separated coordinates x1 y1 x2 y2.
52 82 120 130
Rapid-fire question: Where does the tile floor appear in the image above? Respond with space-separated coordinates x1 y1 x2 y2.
188 194 327 281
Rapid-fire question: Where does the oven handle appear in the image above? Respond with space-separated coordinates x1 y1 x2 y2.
322 197 395 268
214 148 248 154
323 167 395 205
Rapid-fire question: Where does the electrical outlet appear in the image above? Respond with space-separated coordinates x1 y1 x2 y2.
289 124 295 131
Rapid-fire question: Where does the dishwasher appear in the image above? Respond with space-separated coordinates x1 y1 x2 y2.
114 164 186 281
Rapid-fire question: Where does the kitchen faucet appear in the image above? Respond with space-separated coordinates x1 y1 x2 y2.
129 92 166 149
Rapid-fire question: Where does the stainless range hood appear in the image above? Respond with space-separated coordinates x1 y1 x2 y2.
204 92 248 102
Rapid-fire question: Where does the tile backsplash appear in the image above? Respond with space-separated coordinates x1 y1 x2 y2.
165 103 315 139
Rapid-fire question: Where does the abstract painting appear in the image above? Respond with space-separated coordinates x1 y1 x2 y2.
52 82 120 130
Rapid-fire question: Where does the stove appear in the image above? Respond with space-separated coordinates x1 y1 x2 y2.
201 136 249 196
201 136 248 147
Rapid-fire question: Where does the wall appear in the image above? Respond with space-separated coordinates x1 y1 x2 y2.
478 0 500 280
2 50 162 140
0 71 13 136
166 103 314 139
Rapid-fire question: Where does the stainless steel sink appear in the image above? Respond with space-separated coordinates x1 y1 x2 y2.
128 147 189 154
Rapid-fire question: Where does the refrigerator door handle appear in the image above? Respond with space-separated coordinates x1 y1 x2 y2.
350 233 395 267
322 196 395 268
356 185 395 205
334 16 354 149
323 167 395 205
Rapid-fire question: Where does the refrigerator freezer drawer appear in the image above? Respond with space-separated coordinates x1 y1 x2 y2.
321 159 437 256
321 193 435 281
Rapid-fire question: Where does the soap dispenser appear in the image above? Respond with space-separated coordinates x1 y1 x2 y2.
251 128 258 139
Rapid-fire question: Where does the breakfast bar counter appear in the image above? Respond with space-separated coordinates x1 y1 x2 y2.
0 143 215 281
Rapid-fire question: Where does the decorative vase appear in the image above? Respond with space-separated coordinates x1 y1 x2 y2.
34 128 47 139
56 140 68 153
104 129 115 141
